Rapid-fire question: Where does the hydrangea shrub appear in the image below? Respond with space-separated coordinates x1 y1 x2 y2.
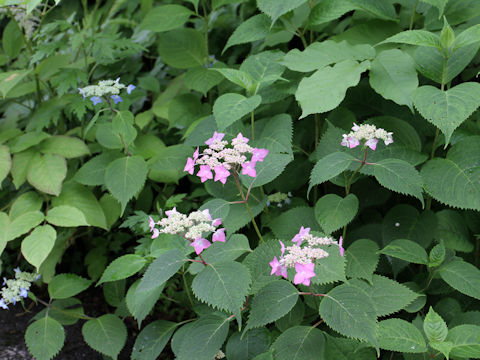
0 0 480 359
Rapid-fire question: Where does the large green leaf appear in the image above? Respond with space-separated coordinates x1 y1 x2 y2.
202 234 251 264
453 23 480 50
185 66 224 95
0 144 11 185
314 194 358 234
240 51 285 92
380 30 441 49
256 0 308 23
345 239 379 283
239 153 292 188
192 261 251 316
131 320 178 360
243 240 280 294
3 20 23 58
296 60 369 118
140 5 192 32
372 158 424 207
272 326 325 360
312 244 346 285
147 144 193 183
269 207 321 241
157 28 206 69
223 14 271 52
46 205 89 227
377 318 427 353
421 136 480 211
213 93 261 130
25 317 65 360
283 40 374 72
21 225 56 269
424 307 448 343
74 152 121 186
380 239 429 265
105 156 147 213
9 192 42 220
226 329 270 360
48 273 92 299
319 283 378 348
27 153 67 196
245 280 298 332
309 152 357 194
369 49 418 110
413 83 480 146
7 210 44 241
126 280 164 327
447 325 480 358
82 314 127 360
0 69 31 98
211 68 253 91
435 210 473 252
98 255 146 284
255 114 293 155
39 136 89 158
438 260 480 300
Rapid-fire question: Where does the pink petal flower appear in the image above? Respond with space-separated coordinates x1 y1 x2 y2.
202 209 212 221
279 240 285 257
341 135 350 147
214 165 230 184
212 228 226 243
165 207 177 218
294 262 316 286
365 138 378 151
212 218 222 226
205 131 225 146
197 165 213 182
348 136 360 148
384 137 394 146
352 123 360 131
241 161 257 177
338 236 345 257
234 133 249 144
184 157 195 175
292 226 310 245
191 237 211 255
269 257 288 279
193 147 200 160
148 216 155 232
151 228 160 239
252 148 269 162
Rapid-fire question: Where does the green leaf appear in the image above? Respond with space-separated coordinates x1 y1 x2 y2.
447 325 480 358
369 49 418 110
11 150 35 188
25 317 65 360
282 40 375 72
48 273 92 299
8 132 50 153
312 244 346 285
157 29 206 69
27 153 67 196
185 66 224 95
296 60 369 118
202 234 251 264
147 144 192 183
352 275 419 317
421 137 480 211
424 307 448 343
105 156 148 214
420 0 448 17
213 93 261 130
438 260 480 300
414 83 480 146
226 329 270 360
377 318 427 353
269 207 321 240
324 334 376 360
131 320 178 360
239 153 292 188
245 280 299 332
372 158 424 207
103 280 125 307
193 261 251 315
223 14 271 52
272 326 325 360
0 144 11 184
82 314 127 360
453 23 480 50
240 51 285 90
435 210 473 252
319 283 378 347
175 315 229 360
380 239 429 265
46 205 89 227
243 240 280 294
3 20 23 58
379 30 441 49
140 5 192 32
211 68 253 91
21 225 56 269
9 192 43 220
39 136 90 158
7 210 44 241
309 152 358 194
0 69 31 98
275 298 305 331
98 255 146 284
257 0 308 23
126 279 164 327
345 239 379 283
137 249 186 293
255 114 293 155
314 194 358 234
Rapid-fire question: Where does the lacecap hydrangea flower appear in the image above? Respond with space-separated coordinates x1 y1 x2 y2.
78 78 136 106
0 268 39 310
148 208 225 255
341 123 393 151
269 227 344 286
184 132 269 183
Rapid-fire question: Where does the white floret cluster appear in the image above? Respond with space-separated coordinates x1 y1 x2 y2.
0 268 39 310
341 123 393 150
78 78 126 98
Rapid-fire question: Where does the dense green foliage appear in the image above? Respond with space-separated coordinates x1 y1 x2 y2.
0 0 480 359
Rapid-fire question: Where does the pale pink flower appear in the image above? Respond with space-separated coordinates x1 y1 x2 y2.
214 165 230 184
193 147 199 160
165 207 177 218
241 161 257 177
352 123 360 131
197 165 213 182
191 237 211 254
148 216 156 232
202 209 212 220
269 256 288 279
338 236 345 257
280 240 285 256
234 133 249 144
205 131 225 146
151 228 160 239
252 148 269 162
212 228 226 243
212 218 222 226
365 138 378 151
294 262 316 286
184 157 195 175
292 226 310 245
384 137 394 146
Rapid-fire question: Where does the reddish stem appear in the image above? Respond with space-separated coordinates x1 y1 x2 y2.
298 291 326 297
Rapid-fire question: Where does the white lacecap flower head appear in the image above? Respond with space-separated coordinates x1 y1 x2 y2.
341 123 393 150
78 78 135 103
1 270 38 308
